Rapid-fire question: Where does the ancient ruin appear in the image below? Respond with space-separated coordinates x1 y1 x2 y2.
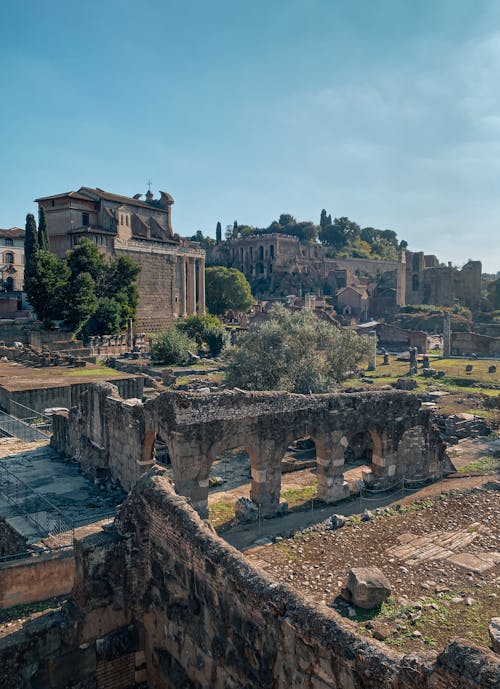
1 468 498 689
51 384 450 518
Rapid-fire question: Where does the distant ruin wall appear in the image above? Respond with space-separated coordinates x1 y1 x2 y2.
376 323 428 353
451 331 500 357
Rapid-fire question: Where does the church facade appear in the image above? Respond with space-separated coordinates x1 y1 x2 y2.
35 187 205 333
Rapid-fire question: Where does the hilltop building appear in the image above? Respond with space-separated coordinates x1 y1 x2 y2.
35 187 205 332
207 235 481 316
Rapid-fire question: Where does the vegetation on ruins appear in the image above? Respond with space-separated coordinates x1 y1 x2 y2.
152 314 228 364
24 217 140 335
393 304 472 333
151 326 196 365
224 210 406 261
205 266 254 315
225 304 370 393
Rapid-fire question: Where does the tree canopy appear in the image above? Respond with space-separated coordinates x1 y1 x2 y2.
24 227 140 335
205 266 253 315
225 304 370 393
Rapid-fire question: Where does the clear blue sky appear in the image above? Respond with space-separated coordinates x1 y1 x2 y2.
1 0 499 271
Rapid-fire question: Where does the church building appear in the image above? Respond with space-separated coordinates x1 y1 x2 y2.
35 187 205 333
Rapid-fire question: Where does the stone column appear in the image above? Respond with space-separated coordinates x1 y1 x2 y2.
179 257 187 317
316 432 350 503
249 447 283 517
187 258 196 315
197 259 205 315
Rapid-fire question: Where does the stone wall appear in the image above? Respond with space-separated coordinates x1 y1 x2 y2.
52 386 451 517
0 516 27 556
2 471 499 689
450 331 500 357
114 249 178 333
375 323 428 353
0 550 75 609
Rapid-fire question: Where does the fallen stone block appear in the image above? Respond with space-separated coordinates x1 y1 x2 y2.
346 566 391 609
489 617 500 654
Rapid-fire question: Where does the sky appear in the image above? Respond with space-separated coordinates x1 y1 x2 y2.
1 0 500 272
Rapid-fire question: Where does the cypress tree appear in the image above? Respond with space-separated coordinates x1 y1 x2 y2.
216 221 222 244
24 213 39 294
38 206 49 251
320 209 327 229
232 220 238 238
24 213 38 265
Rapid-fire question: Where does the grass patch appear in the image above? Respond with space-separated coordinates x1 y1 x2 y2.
458 455 500 473
281 480 318 507
0 597 64 625
208 501 235 529
356 587 499 652
62 367 122 378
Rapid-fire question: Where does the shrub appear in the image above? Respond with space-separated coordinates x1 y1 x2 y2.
151 327 196 365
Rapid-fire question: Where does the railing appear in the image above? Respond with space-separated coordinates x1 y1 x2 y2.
9 400 52 434
0 410 50 442
0 463 73 547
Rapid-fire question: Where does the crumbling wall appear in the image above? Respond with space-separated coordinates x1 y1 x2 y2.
52 387 449 515
376 322 428 353
451 331 500 357
2 471 498 689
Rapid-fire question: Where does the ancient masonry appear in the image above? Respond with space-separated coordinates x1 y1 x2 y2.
207 234 482 311
36 187 206 333
51 384 451 518
2 468 498 689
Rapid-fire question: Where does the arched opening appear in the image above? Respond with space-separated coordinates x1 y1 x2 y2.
258 245 264 260
5 277 14 291
280 436 317 509
4 252 14 264
269 244 275 259
207 447 252 529
344 431 373 466
256 262 264 275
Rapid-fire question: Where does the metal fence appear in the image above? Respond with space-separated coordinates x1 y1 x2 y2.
0 463 73 546
0 410 49 442
9 400 52 435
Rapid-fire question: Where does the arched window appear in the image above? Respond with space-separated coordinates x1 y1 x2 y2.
258 245 264 260
5 252 14 264
269 244 274 259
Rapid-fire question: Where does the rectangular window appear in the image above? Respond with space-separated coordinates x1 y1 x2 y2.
82 212 89 226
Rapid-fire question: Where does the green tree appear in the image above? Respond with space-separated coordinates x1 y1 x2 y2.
216 221 222 244
24 213 38 278
205 266 253 315
225 304 370 393
24 250 70 322
37 206 49 251
177 314 228 356
83 297 123 336
65 272 98 333
151 326 196 364
320 209 328 230
66 238 107 284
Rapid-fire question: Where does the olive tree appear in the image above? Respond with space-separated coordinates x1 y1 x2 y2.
225 304 370 393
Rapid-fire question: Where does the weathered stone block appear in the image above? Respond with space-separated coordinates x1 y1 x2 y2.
346 566 391 609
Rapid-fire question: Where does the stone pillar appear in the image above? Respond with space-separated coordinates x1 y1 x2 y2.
187 259 196 315
316 433 350 503
179 257 187 317
249 447 283 516
367 331 377 371
197 259 205 315
443 312 451 357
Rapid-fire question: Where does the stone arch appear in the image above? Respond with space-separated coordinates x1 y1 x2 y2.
258 245 264 260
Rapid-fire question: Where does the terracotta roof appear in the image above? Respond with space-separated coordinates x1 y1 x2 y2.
78 187 167 211
34 191 90 202
0 227 25 238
